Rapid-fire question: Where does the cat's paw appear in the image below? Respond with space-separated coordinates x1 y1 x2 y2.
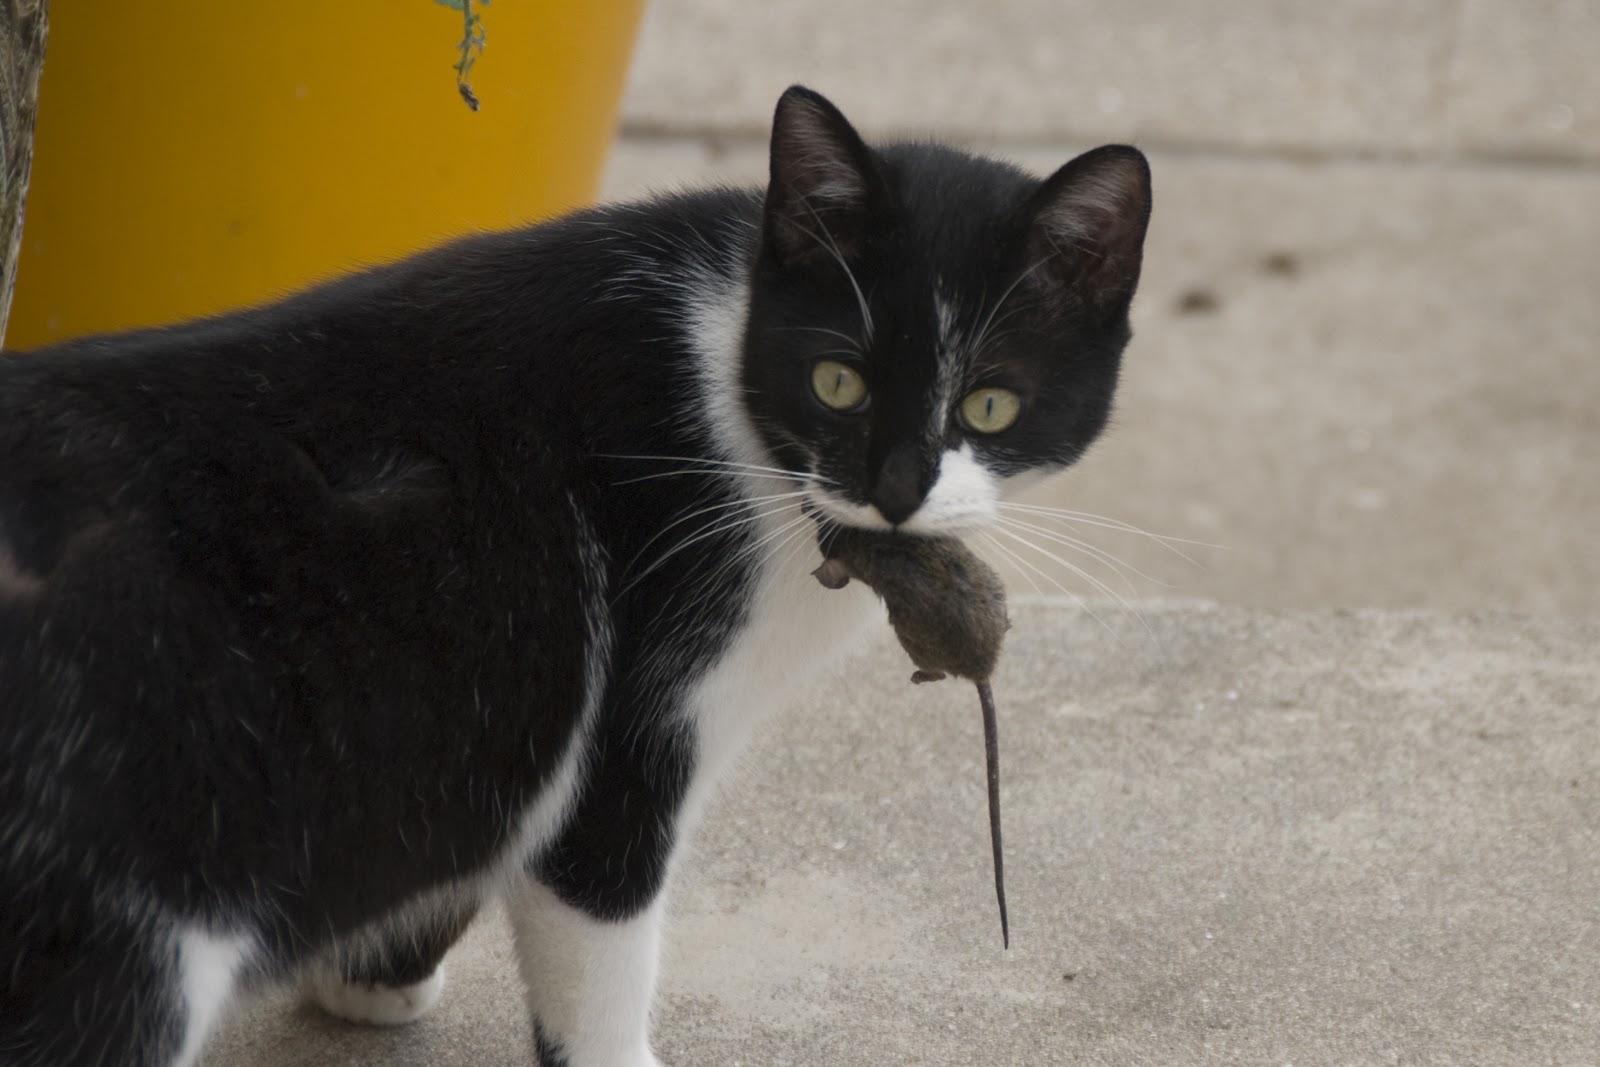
302 964 445 1026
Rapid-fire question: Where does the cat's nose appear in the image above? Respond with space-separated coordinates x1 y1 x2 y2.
870 444 926 526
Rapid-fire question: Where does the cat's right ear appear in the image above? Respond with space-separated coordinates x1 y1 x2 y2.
763 86 881 268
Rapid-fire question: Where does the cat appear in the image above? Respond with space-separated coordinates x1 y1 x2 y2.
0 86 1150 1066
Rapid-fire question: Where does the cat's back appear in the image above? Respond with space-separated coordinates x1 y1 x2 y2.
0 218 633 725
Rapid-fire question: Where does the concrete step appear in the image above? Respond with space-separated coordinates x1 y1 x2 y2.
620 0 1600 164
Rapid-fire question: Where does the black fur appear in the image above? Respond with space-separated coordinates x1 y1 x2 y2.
534 1021 573 1067
0 86 1149 1065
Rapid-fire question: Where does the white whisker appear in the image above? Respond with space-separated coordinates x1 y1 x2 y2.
620 492 810 595
975 532 1044 599
611 467 818 488
995 514 1173 592
978 531 1114 634
796 200 874 345
600 452 829 485
996 501 1220 564
774 325 866 352
674 506 813 620
991 525 1151 636
968 255 1055 360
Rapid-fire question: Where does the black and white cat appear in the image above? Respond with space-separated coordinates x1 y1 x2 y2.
0 87 1150 1066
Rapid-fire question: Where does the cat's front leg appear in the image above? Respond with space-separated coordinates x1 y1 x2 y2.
507 879 666 1067
508 717 690 1067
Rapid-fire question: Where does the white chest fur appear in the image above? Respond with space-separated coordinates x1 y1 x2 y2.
685 521 881 787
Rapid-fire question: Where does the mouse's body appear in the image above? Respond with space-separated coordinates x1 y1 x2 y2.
814 525 1012 946
813 526 1009 685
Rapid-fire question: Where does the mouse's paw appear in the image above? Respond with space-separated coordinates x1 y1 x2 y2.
812 559 852 589
911 670 947 684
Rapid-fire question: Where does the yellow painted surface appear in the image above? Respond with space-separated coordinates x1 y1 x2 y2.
7 1 644 349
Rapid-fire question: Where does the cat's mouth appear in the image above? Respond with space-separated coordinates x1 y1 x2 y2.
799 444 1001 538
802 486 896 533
802 483 994 539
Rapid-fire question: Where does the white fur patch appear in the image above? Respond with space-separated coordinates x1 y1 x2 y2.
902 444 999 535
803 444 1000 536
934 289 958 352
932 282 966 418
304 965 445 1026
172 927 252 1067
508 881 666 1067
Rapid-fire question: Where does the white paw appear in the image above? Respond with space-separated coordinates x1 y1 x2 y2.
303 964 445 1026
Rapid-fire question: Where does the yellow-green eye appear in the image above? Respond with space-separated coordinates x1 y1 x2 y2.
811 360 869 412
959 387 1022 434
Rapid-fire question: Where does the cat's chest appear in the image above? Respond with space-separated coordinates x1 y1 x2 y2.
686 545 882 781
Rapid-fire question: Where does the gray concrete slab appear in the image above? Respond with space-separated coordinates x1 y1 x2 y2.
1447 0 1600 162
621 0 1600 162
205 601 1600 1065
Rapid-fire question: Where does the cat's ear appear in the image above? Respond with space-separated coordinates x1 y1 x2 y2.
763 86 881 268
1024 145 1152 322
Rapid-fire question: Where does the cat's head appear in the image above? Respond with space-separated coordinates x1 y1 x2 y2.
742 86 1151 536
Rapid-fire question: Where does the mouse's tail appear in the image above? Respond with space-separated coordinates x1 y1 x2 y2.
978 680 1008 949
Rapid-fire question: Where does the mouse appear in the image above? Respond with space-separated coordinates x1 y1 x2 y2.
813 524 1012 947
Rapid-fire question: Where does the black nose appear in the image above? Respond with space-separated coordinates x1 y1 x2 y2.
870 444 926 526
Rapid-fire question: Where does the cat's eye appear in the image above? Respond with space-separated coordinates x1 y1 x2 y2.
810 360 869 412
959 387 1022 434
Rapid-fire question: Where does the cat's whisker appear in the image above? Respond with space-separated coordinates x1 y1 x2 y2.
975 531 1045 600
994 514 1174 592
995 501 1221 563
773 325 865 353
673 504 814 619
977 531 1115 635
620 491 812 594
969 297 1043 363
611 468 818 488
795 201 874 345
777 520 821 580
638 494 811 576
600 452 831 487
599 451 821 477
990 524 1153 637
968 255 1055 359
645 488 812 548
992 518 1146 607
735 509 817 597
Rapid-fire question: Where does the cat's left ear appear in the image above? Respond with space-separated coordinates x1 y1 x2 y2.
763 86 883 268
1024 146 1152 323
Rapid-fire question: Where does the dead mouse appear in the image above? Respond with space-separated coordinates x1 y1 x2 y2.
814 524 1012 947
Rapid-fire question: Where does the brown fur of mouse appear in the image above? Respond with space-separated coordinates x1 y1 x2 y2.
812 527 1009 684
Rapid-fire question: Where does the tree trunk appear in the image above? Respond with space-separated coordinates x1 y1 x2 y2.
1 0 49 348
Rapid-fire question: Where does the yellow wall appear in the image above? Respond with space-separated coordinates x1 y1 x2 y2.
7 1 644 349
